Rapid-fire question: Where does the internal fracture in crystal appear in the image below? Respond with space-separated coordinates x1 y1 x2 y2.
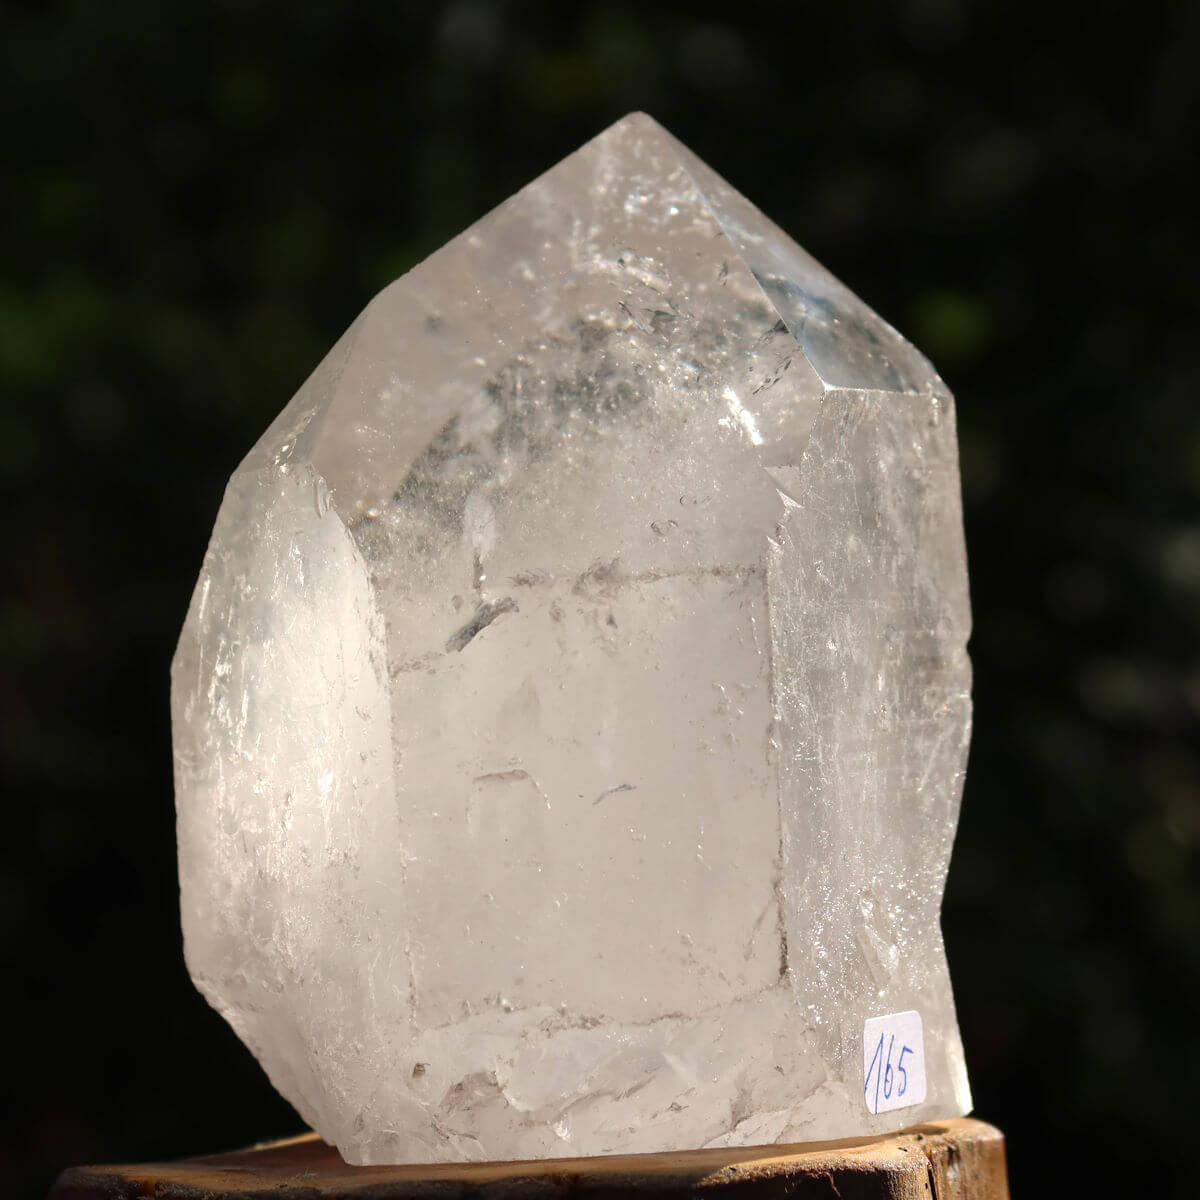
171 114 973 1165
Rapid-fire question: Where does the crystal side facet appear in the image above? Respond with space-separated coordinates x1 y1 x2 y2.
171 113 973 1164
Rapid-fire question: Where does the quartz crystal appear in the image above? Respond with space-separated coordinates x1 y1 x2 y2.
172 114 973 1164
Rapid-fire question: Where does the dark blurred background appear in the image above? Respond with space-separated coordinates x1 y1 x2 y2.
3 0 1197 1195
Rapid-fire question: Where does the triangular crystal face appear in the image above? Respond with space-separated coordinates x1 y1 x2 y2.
659 128 939 393
172 114 972 1165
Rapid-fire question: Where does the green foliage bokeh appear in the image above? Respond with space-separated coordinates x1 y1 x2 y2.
2 2 1197 1196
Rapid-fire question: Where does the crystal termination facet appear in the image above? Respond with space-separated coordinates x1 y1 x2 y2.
171 114 973 1165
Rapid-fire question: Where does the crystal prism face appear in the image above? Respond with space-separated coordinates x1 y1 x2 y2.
171 114 972 1164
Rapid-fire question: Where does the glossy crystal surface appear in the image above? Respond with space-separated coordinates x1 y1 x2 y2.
171 114 973 1164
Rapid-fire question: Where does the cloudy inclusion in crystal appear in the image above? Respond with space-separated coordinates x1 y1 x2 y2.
171 114 973 1164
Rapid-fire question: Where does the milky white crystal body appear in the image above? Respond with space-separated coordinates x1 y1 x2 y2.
171 114 973 1164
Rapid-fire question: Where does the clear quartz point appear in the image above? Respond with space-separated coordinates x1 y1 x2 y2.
171 113 973 1164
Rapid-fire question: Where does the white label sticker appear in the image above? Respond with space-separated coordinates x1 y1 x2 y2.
863 1010 926 1115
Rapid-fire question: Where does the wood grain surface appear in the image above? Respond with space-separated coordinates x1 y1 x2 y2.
48 1117 1009 1200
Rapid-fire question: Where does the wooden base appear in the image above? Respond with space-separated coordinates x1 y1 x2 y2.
48 1117 1008 1200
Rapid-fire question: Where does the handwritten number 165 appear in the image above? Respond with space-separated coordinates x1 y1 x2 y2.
865 1031 912 1113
